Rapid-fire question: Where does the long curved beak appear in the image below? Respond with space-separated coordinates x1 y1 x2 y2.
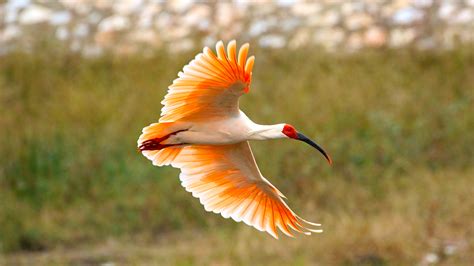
296 132 332 165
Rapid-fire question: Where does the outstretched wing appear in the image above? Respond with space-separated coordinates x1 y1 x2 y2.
171 142 322 238
160 40 254 122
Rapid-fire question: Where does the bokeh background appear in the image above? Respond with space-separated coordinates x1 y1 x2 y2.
1 0 473 265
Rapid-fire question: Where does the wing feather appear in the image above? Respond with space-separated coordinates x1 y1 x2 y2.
170 142 322 238
238 43 249 71
159 41 253 122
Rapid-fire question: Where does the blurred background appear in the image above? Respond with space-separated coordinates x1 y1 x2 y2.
0 0 473 265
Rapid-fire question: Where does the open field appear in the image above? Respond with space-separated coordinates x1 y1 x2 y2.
1 46 473 265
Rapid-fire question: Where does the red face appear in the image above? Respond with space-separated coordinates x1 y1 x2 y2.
282 124 298 139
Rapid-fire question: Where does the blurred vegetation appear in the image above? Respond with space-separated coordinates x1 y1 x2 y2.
0 45 473 265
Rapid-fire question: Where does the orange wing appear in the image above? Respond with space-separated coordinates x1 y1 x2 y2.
171 142 322 238
159 40 254 122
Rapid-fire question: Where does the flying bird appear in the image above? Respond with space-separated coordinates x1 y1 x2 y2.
137 40 332 238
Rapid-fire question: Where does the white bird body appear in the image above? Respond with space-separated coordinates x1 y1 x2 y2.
138 40 331 238
161 111 286 145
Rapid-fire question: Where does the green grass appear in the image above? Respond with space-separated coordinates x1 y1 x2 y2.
0 45 473 265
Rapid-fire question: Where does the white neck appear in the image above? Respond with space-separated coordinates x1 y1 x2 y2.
247 123 286 140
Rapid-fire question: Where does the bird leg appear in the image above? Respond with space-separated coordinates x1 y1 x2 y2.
138 130 187 151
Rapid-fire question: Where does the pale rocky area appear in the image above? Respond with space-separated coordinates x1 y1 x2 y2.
0 0 473 55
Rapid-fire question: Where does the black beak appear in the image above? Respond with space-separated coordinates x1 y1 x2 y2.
296 132 332 165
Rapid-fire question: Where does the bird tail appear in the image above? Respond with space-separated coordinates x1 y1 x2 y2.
137 122 185 166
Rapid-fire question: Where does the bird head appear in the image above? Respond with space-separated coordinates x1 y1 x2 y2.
282 124 332 165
